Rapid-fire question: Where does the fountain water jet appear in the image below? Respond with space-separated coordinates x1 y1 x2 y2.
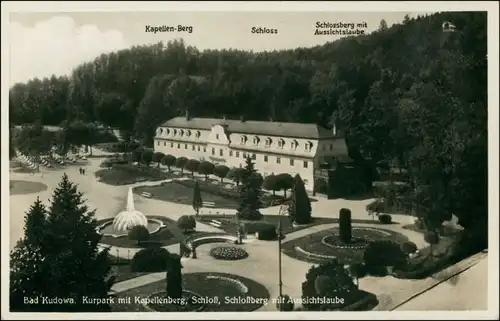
112 188 149 233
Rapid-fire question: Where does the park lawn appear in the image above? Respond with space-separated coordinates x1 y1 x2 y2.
134 181 239 209
95 164 171 185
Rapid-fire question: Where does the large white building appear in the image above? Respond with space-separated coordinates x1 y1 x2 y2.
154 116 349 191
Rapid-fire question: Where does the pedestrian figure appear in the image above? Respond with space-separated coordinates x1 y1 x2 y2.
82 168 86 175
79 167 82 175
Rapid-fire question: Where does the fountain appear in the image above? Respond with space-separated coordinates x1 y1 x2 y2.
97 187 165 238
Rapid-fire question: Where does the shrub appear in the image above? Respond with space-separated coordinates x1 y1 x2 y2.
209 246 249 260
302 259 359 311
128 225 150 244
289 174 312 225
424 231 439 245
347 263 367 279
401 242 418 254
378 214 392 224
130 247 171 272
276 294 294 311
339 208 352 243
177 215 196 233
363 240 407 272
255 224 278 240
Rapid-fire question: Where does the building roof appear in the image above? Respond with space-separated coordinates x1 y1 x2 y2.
160 117 335 139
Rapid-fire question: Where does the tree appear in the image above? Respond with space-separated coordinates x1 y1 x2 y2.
166 254 183 299
379 19 388 31
177 215 196 233
131 149 143 164
128 225 150 245
10 174 114 312
175 157 188 174
237 157 263 220
153 152 165 168
288 174 312 224
23 197 47 248
198 161 215 181
276 173 294 198
339 208 352 243
141 150 154 167
214 165 230 185
14 122 54 170
228 167 245 186
192 181 203 215
161 154 176 172
263 174 278 196
9 125 17 160
185 159 200 178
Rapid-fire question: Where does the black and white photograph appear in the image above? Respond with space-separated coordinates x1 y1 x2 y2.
2 1 499 319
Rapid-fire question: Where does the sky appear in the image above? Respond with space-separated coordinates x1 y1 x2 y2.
7 8 434 86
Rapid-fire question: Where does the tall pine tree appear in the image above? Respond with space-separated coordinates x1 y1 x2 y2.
289 174 312 225
10 173 115 312
192 180 203 215
23 197 47 247
237 157 263 221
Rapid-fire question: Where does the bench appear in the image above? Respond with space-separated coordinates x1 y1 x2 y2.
141 192 152 198
203 201 215 208
209 220 222 228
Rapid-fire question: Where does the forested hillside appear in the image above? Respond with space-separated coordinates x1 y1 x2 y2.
9 12 488 250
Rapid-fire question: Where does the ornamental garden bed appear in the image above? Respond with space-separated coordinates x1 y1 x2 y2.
110 272 270 312
282 227 409 265
9 180 48 195
95 164 170 186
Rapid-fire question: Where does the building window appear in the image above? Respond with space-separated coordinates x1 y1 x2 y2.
179 130 184 137
242 152 247 159
157 141 160 146
229 151 233 157
220 149 223 156
303 161 308 168
192 145 195 151
173 129 177 136
252 153 256 160
291 140 299 150
304 179 309 185
290 159 294 166
330 144 333 151
236 151 240 158
170 142 174 147
212 148 215 155
277 157 281 164
264 155 268 162
253 136 260 145
198 146 201 151
305 141 313 152
166 129 170 135
278 139 285 149
240 135 247 144
186 130 191 137
177 143 180 148
203 147 206 152
265 137 272 147
196 131 201 138
216 134 219 140
163 142 166 146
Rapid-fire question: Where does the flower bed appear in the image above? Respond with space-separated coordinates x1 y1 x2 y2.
210 246 249 260
322 235 371 250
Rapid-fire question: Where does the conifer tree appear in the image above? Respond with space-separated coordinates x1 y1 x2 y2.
192 181 203 215
237 157 263 220
10 173 115 312
289 174 312 224
23 197 48 247
166 254 183 299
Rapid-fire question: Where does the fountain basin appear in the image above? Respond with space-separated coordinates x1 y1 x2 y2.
97 218 166 238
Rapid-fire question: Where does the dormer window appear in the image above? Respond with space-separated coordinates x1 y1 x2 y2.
173 129 177 136
166 129 170 135
186 130 191 137
265 137 272 147
305 141 313 152
253 136 260 145
157 128 163 135
278 139 285 149
179 129 184 137
195 131 201 138
240 135 248 144
291 140 299 150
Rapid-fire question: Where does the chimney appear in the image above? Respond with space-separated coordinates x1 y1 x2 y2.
185 109 191 121
240 115 245 122
222 115 227 121
332 124 337 136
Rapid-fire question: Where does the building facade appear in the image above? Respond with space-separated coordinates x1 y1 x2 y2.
154 116 349 192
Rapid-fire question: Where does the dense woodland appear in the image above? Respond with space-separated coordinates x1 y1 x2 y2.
9 12 488 251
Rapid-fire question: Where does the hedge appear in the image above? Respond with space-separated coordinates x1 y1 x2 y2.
130 248 171 272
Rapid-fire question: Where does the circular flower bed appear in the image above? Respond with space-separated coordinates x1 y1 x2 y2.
210 246 249 260
322 235 371 249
